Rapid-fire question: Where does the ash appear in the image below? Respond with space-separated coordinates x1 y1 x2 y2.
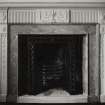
36 88 70 96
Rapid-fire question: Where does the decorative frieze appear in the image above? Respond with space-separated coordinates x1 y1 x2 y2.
8 8 69 24
8 8 105 24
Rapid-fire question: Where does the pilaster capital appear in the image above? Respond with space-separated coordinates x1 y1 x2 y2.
100 24 105 35
0 8 7 24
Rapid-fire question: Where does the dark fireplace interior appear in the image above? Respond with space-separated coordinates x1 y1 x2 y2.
18 35 83 96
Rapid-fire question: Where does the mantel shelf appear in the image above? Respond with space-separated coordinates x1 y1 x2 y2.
0 2 105 8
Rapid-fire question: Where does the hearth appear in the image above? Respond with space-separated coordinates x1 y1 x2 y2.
18 35 83 96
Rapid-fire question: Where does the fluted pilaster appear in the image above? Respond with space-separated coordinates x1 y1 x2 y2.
0 8 7 102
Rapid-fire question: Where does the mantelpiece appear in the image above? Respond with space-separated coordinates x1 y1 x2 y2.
0 2 105 103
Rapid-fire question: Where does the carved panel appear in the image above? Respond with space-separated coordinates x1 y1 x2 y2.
53 9 69 23
35 9 53 23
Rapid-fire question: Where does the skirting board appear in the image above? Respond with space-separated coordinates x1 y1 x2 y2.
0 94 6 102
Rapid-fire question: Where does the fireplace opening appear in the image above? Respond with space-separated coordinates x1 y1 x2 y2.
18 35 84 96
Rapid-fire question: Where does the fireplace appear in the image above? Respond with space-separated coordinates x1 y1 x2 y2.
0 4 104 103
18 35 83 96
